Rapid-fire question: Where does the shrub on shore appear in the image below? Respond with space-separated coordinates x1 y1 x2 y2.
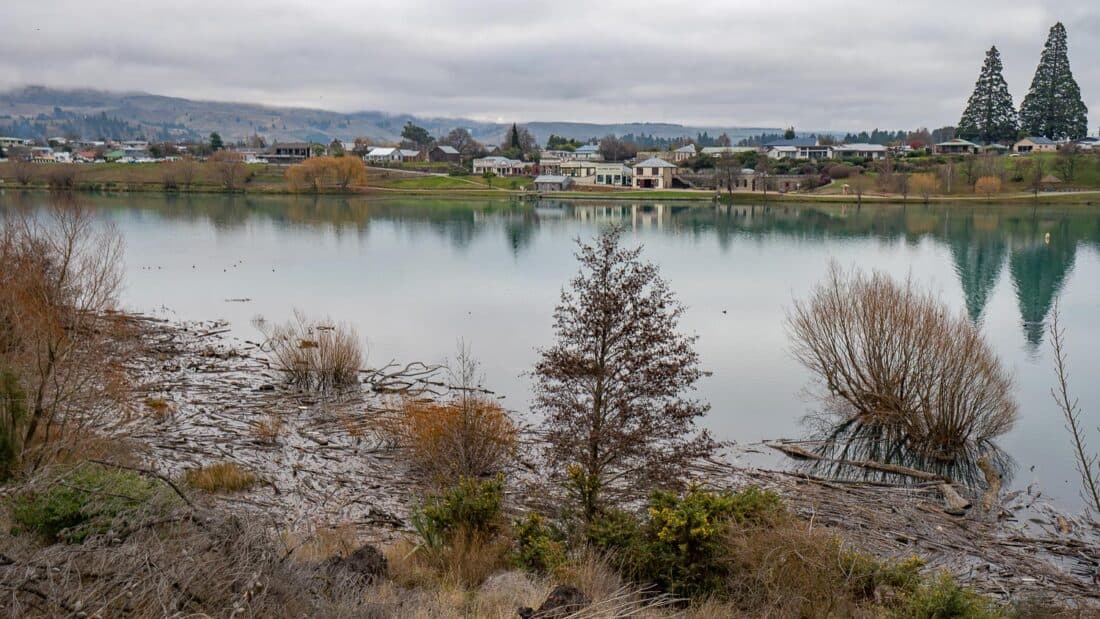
255 311 362 390
11 463 180 543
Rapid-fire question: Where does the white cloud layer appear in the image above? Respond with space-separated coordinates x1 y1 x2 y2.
0 0 1095 131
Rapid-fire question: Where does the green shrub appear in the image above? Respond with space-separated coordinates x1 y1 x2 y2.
412 475 503 549
0 368 26 481
898 572 1003 619
586 485 785 598
643 485 780 597
511 513 565 573
11 464 180 543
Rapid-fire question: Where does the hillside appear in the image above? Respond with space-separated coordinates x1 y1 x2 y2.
0 86 778 146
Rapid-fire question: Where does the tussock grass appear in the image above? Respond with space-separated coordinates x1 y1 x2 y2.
251 412 284 444
184 462 257 493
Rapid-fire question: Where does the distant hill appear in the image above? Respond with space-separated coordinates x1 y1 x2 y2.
0 86 779 146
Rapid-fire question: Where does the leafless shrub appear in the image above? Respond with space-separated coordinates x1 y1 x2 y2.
1048 304 1100 517
0 198 127 472
44 164 79 190
256 311 362 390
208 150 247 190
787 265 1017 463
391 344 516 483
0 502 371 617
9 159 34 185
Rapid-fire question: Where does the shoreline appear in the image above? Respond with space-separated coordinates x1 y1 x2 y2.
4 182 1100 206
114 314 1099 603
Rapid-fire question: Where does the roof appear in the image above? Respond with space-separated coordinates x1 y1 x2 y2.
399 149 420 156
765 138 816 148
1019 136 1055 145
434 145 459 154
534 175 569 183
834 143 887 151
1040 174 1063 183
633 157 677 168
936 139 979 147
367 147 398 156
575 144 600 153
701 146 755 155
675 144 697 153
476 156 523 165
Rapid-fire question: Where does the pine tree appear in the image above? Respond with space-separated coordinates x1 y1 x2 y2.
509 123 521 150
957 46 1018 144
1019 22 1089 140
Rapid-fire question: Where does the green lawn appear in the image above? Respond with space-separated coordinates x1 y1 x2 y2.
378 174 531 191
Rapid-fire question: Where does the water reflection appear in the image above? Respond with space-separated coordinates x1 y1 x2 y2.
2 192 1097 353
797 416 1016 490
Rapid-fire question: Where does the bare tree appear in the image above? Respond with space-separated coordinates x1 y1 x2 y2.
1056 143 1080 182
175 158 199 189
910 172 937 204
975 176 1002 201
787 265 1017 462
1048 304 1100 516
533 227 714 522
895 172 910 201
209 151 247 190
0 198 126 468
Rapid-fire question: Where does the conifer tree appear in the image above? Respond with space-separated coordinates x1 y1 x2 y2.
1019 22 1088 140
957 46 1018 144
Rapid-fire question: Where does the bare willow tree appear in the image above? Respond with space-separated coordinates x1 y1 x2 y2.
787 265 1017 463
1048 304 1100 516
533 227 714 522
0 198 126 468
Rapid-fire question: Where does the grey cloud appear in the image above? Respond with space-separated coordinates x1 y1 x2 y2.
0 0 1094 131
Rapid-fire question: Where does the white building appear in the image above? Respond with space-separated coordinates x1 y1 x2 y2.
831 143 887 160
365 147 403 163
472 156 528 176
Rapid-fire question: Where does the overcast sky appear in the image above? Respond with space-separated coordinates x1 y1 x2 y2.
0 0 1095 131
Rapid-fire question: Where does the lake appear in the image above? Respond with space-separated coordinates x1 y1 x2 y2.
3 191 1100 510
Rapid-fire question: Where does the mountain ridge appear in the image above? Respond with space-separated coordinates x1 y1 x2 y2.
0 86 780 145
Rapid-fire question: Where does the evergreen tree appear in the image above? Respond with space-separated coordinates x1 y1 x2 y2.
509 123 521 150
1019 23 1088 140
957 46 1018 144
209 132 224 151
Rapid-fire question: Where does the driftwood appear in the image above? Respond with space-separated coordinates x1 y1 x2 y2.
92 317 1100 606
766 441 943 481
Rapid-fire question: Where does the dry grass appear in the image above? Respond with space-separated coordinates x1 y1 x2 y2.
142 396 172 420
255 311 362 390
184 462 258 493
280 523 359 562
388 530 512 590
251 411 284 444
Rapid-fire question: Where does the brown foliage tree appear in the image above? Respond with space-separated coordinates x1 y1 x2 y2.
0 199 126 468
209 150 247 190
974 175 1002 200
909 173 937 204
787 266 1017 462
533 228 714 522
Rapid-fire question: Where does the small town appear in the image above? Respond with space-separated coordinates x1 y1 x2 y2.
2 4 1100 618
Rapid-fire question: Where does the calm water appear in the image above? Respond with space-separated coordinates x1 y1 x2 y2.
3 192 1100 509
